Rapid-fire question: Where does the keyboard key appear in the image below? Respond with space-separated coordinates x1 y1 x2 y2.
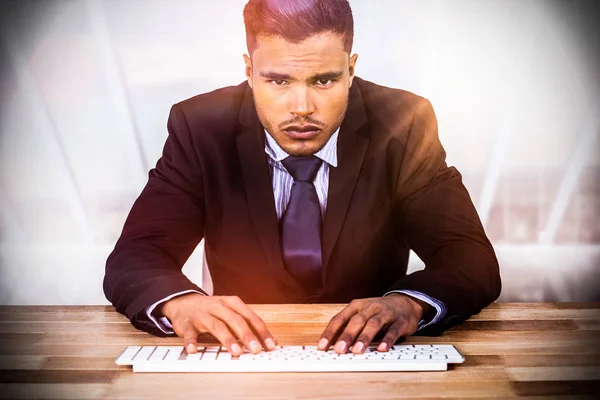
149 347 169 361
186 352 202 361
202 352 218 361
133 346 155 362
164 347 184 361
216 352 232 361
115 346 142 365
121 346 141 357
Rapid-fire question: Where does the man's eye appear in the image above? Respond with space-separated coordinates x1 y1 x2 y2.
316 79 334 86
270 80 287 86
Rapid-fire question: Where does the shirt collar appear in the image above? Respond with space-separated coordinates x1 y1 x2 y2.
264 127 339 167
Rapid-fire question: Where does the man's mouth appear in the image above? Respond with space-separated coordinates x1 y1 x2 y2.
283 125 321 140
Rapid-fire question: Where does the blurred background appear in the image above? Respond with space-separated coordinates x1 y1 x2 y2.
0 0 598 305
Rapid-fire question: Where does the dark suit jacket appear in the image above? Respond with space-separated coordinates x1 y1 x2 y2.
104 76 501 337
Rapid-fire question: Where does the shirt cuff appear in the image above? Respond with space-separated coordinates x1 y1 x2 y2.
383 289 447 330
146 289 207 334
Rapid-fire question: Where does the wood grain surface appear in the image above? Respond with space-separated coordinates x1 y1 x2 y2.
0 302 598 399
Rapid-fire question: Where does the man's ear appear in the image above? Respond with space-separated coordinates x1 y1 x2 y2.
348 53 358 88
243 54 253 89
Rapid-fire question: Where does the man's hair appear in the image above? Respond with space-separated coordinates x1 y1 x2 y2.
243 0 354 55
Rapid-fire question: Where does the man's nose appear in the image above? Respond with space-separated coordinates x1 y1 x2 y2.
289 86 315 117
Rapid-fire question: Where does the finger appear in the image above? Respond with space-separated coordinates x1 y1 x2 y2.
318 302 361 351
377 320 407 352
210 303 263 354
180 322 200 354
331 312 373 354
334 307 382 354
352 315 389 354
199 315 244 356
226 296 277 350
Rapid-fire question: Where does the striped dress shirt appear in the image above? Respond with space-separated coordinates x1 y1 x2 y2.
264 127 338 219
147 128 446 333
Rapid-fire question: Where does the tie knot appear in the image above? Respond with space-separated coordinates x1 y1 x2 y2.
282 156 322 182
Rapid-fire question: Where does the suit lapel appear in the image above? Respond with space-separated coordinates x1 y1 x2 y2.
236 84 304 292
322 81 369 270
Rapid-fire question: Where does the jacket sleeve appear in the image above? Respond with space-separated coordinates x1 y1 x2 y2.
386 98 502 335
103 103 208 336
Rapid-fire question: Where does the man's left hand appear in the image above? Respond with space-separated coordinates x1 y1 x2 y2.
317 294 429 354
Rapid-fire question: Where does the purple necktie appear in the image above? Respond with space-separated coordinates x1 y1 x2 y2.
280 156 323 287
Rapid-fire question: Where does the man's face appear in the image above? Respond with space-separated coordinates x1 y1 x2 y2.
244 31 358 156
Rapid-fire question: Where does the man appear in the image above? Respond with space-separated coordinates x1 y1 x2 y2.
104 0 501 357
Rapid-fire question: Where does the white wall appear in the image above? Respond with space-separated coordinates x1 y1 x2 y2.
0 0 598 304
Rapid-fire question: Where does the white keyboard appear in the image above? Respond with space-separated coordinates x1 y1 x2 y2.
115 344 465 372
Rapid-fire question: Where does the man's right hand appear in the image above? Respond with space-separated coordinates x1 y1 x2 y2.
158 293 276 356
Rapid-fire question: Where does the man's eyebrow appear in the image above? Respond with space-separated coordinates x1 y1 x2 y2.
260 71 294 80
259 71 344 81
312 71 344 80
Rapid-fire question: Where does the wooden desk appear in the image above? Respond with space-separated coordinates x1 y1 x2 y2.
0 303 599 399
